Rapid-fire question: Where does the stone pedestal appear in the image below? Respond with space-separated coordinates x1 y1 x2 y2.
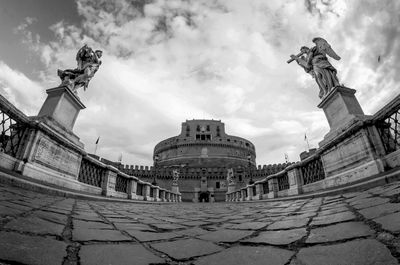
38 86 85 131
227 183 236 193
172 183 179 194
287 168 302 196
318 86 367 147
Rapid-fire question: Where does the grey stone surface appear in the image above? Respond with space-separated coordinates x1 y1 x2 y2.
359 203 400 219
242 228 307 245
72 228 131 241
307 222 373 243
151 238 223 260
311 211 356 226
4 216 65 236
295 239 398 265
374 211 400 232
195 245 294 265
267 218 309 230
197 229 254 242
227 221 269 230
0 231 67 265
125 230 181 241
79 244 164 265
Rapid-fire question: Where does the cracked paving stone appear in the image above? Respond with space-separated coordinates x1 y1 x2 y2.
125 230 181 242
151 238 223 260
197 229 254 243
227 221 269 230
73 219 114 229
241 228 307 245
151 223 187 230
267 218 309 230
310 211 356 226
293 239 398 265
358 203 400 219
0 231 67 265
73 228 131 241
4 216 65 236
0 205 24 216
373 211 400 232
351 197 390 210
194 245 294 265
79 243 165 265
33 210 68 224
174 227 209 236
113 222 155 231
306 222 374 243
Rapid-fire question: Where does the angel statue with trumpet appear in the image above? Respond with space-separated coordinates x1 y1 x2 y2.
288 37 341 99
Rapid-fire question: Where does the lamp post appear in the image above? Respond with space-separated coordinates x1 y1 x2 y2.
152 155 159 186
247 154 254 185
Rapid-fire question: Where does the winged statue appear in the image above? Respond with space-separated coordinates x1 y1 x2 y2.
227 168 235 185
288 38 340 99
57 44 102 95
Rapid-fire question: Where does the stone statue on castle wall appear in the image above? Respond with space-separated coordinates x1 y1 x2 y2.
288 37 340 99
227 168 235 185
57 44 102 94
172 169 180 185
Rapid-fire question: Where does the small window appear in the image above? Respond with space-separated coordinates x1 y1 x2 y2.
216 182 220 189
227 139 230 142
196 125 200 132
196 135 200 140
206 125 210 131
206 135 211 140
201 135 206 140
238 175 242 182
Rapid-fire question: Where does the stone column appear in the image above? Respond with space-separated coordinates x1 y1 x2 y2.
153 187 160 202
159 190 166 202
256 183 264 200
127 178 138 199
288 167 303 196
143 184 151 201
268 177 278 198
246 186 253 201
102 165 118 197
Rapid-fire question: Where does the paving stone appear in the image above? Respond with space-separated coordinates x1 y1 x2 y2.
114 222 155 231
33 210 68 225
318 206 349 216
194 245 294 265
307 222 374 243
311 211 356 226
73 228 131 241
0 205 24 216
151 223 187 230
197 229 254 242
358 203 400 219
174 227 209 236
0 231 67 265
267 218 309 230
73 219 113 229
227 221 269 230
4 216 65 236
294 239 398 265
79 243 164 265
125 230 181 241
242 228 307 245
352 197 390 209
374 211 400 232
151 238 223 260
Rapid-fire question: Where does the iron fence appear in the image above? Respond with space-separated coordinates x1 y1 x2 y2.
376 109 400 154
277 173 290 191
0 109 28 158
115 175 128 193
301 156 325 185
77 158 104 187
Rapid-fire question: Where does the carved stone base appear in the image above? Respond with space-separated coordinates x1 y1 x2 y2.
318 86 367 147
171 183 179 194
38 86 85 132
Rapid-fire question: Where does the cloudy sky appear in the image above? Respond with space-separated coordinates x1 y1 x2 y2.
0 0 399 167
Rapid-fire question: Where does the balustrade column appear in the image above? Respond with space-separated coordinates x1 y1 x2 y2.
288 167 303 196
246 186 253 201
268 177 278 198
256 183 264 200
143 183 151 201
154 187 160 202
102 165 118 196
127 178 138 199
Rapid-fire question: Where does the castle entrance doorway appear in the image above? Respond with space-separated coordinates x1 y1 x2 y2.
198 191 210 202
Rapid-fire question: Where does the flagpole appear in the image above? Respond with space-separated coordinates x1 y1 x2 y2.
94 137 100 155
305 133 310 152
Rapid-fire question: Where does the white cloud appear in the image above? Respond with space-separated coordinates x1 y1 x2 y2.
3 0 400 166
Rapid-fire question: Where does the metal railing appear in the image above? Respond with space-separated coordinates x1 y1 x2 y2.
0 96 30 158
376 109 400 154
277 173 289 191
77 158 104 187
301 156 325 185
115 175 128 193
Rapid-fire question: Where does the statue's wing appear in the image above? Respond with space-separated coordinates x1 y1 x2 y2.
312 37 341 60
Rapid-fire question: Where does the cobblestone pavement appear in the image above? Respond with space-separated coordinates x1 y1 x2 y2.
1 182 400 265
